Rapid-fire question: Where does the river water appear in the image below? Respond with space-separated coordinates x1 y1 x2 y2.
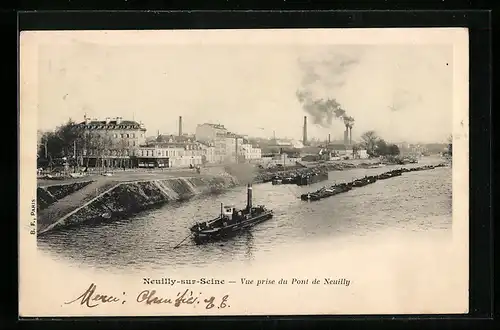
37 156 452 273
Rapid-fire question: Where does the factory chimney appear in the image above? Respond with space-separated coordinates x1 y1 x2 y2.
344 127 349 147
303 116 308 146
349 127 353 145
178 116 183 136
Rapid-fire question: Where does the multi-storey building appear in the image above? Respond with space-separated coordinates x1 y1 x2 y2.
196 124 228 163
148 134 216 165
223 133 245 163
195 123 230 163
76 115 147 168
195 123 227 142
197 142 216 164
239 143 262 161
195 123 258 163
134 145 202 168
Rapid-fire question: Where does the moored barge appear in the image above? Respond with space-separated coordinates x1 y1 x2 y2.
295 172 329 186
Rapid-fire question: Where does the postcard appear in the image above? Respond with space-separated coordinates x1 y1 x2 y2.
19 28 469 317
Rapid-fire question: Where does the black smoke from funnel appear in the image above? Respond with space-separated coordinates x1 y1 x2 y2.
296 52 358 128
296 90 355 129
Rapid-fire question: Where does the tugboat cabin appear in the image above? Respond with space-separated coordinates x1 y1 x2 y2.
221 204 250 223
222 205 236 220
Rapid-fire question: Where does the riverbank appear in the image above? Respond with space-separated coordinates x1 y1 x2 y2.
37 158 443 235
37 175 238 235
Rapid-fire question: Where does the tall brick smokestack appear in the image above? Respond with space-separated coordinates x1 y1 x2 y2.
178 116 182 137
344 127 349 147
303 116 308 146
349 127 352 145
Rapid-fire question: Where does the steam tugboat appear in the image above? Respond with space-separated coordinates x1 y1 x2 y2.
190 183 274 244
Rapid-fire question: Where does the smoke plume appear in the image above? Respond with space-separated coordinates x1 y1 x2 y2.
296 52 359 128
223 163 257 185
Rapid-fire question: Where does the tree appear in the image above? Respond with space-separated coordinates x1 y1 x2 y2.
37 119 86 162
359 131 401 157
79 131 94 167
91 132 113 170
374 139 388 156
360 131 379 156
56 119 80 157
117 136 129 168
387 144 400 156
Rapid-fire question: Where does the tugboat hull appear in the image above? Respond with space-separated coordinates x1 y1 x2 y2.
188 183 274 245
192 211 273 244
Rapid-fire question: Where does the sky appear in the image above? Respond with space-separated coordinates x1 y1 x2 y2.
35 31 455 144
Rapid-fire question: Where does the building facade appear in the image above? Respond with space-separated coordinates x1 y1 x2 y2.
254 153 299 167
77 116 147 168
194 123 261 164
134 145 202 168
148 136 216 165
196 123 229 163
240 143 262 161
223 133 245 163
195 123 227 142
196 142 217 164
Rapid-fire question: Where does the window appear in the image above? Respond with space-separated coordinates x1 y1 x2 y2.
132 133 135 138
126 134 130 138
133 141 136 146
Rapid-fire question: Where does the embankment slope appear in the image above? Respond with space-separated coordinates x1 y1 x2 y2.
37 175 238 235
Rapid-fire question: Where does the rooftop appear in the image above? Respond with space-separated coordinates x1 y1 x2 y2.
78 117 145 130
197 141 215 147
156 134 196 143
215 131 244 139
199 123 226 129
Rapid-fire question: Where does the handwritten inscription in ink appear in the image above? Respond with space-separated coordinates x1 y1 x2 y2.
65 283 230 309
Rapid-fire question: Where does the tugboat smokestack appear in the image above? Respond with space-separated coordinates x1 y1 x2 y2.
246 183 253 211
